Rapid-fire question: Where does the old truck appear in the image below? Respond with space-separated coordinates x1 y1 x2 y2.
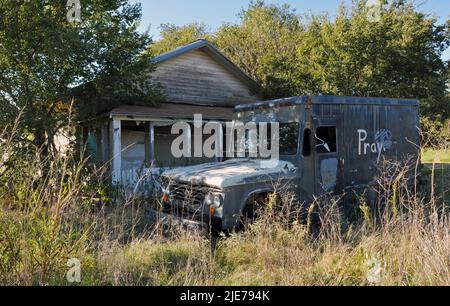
159 96 421 230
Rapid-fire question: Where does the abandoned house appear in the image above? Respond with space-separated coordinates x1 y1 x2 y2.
83 40 261 186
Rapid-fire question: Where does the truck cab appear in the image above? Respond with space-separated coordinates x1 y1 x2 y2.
160 96 421 230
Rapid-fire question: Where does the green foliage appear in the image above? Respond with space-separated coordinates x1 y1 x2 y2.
215 0 303 98
296 2 448 105
0 150 98 284
221 1 448 102
420 116 449 147
422 150 450 164
97 239 211 285
150 22 212 56
0 0 165 154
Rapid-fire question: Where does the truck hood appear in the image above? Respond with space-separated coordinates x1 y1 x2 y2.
162 159 297 189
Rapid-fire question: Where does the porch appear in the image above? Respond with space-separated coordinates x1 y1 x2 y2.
84 103 234 188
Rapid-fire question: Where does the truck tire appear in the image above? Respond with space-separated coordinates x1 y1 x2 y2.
242 194 267 223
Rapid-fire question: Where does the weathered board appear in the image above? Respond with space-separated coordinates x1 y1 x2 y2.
152 49 260 106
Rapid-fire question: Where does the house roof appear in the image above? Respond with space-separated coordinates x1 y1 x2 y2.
152 39 260 91
109 103 234 121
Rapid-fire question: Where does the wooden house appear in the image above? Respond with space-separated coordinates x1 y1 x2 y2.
84 40 261 186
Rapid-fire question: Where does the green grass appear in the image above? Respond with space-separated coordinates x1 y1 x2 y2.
422 149 450 164
422 166 450 206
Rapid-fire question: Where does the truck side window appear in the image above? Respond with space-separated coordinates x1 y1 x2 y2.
302 128 312 157
316 127 337 154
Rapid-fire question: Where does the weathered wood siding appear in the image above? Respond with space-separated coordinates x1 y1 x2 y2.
152 49 260 106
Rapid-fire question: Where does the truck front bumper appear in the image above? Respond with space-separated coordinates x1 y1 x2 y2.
146 206 223 231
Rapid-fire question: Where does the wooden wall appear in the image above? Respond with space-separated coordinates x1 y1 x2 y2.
152 48 260 106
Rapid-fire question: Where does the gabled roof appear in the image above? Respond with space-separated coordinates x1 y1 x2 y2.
152 39 260 92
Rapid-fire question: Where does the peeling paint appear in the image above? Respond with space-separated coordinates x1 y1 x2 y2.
163 159 297 189
320 158 338 191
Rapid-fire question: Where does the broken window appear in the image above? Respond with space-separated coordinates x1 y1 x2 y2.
154 123 215 167
316 126 337 154
234 122 300 158
280 123 300 155
260 123 299 156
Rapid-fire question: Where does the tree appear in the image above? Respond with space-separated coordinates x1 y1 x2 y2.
150 22 212 56
215 0 303 98
0 0 164 156
296 1 449 118
214 0 449 108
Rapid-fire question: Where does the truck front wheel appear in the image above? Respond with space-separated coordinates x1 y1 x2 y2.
240 193 280 228
242 194 267 222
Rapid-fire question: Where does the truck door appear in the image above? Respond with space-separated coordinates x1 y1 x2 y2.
313 118 343 196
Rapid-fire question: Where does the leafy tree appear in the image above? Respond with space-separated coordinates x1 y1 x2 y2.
296 1 449 118
0 0 164 156
215 0 303 98
150 22 212 56
215 0 449 110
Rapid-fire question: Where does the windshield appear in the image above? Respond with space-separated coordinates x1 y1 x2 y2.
235 122 300 158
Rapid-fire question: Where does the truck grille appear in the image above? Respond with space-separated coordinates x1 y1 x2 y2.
170 182 221 212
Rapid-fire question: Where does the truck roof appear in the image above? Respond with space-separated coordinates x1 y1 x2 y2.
234 95 420 113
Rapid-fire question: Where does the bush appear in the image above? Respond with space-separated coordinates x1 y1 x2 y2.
421 116 449 148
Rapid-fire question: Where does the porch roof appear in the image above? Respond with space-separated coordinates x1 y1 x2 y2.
108 103 234 122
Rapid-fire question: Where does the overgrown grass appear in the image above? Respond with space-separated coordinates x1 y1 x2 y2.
0 120 448 286
422 166 450 205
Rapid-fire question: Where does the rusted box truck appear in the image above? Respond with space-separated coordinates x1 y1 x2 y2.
159 96 421 230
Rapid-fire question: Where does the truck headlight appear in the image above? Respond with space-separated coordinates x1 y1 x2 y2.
161 186 170 194
205 193 224 208
160 183 170 203
213 194 223 208
205 194 214 206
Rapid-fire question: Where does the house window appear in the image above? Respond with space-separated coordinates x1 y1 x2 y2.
316 126 337 154
121 122 146 170
154 125 186 167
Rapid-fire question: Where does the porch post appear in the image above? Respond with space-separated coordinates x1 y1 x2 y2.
216 122 224 163
149 121 155 165
111 119 122 184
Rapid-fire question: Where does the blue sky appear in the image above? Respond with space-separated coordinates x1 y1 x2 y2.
129 0 449 60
